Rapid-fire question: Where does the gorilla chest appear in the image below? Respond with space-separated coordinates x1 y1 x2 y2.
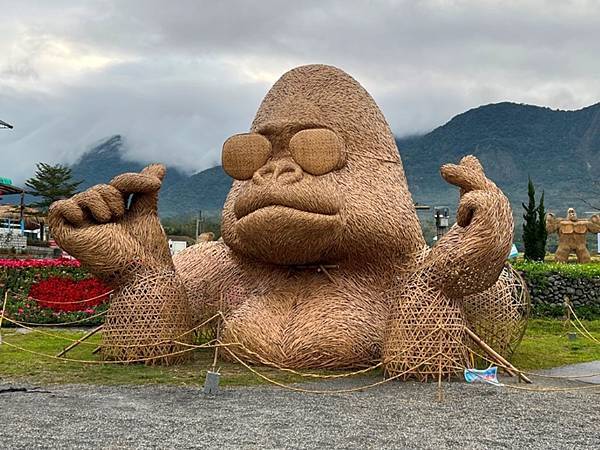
221 271 389 368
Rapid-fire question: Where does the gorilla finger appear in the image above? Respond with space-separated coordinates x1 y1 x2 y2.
459 155 485 173
48 199 86 227
440 164 487 192
456 192 482 227
73 189 113 223
110 172 162 195
140 163 166 182
95 184 126 217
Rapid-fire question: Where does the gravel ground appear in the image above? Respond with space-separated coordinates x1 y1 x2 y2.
0 376 599 449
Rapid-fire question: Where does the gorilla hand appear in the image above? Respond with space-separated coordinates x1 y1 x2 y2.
48 164 173 283
426 155 513 298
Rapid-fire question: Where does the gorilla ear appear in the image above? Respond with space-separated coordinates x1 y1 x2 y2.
222 133 271 180
289 128 346 176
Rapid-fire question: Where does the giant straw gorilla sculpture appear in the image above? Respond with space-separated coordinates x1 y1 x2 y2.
49 65 522 375
547 208 600 263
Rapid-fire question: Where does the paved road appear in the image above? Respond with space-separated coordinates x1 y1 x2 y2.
1 375 598 449
541 360 600 384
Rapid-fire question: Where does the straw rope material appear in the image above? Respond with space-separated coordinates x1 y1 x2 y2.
8 289 114 305
546 208 600 263
3 305 599 394
101 269 193 365
48 64 522 374
462 265 530 357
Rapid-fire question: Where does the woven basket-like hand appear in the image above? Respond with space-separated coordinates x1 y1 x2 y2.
48 165 193 364
426 155 514 299
48 164 173 283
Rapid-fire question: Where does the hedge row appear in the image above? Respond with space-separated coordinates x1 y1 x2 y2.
512 260 600 319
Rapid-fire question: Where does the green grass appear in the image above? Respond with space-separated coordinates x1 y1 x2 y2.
511 319 600 370
0 319 598 386
0 330 340 386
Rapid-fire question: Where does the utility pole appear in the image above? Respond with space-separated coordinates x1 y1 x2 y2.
195 210 204 242
434 207 450 242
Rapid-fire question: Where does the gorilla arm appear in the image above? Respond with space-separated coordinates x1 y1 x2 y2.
587 215 600 233
546 213 560 234
421 156 514 299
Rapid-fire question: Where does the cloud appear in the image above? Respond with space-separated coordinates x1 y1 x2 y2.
1 0 599 184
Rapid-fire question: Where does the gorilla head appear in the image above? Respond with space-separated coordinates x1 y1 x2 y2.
220 65 424 265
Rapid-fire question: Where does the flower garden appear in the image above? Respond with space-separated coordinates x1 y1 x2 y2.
0 258 111 326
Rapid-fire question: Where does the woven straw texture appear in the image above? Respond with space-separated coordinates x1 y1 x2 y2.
49 65 522 373
289 128 345 175
222 133 271 181
547 208 600 263
462 265 530 358
102 269 193 365
383 273 469 382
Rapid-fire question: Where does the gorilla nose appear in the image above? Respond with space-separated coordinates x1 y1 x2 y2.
253 159 303 185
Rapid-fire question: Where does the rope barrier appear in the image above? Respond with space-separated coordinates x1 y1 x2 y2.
2 298 599 393
5 288 114 305
453 333 600 381
222 345 451 395
566 303 600 344
1 312 222 349
1 309 108 327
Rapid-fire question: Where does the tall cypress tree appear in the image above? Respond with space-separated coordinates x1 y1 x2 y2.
536 191 548 260
522 177 539 261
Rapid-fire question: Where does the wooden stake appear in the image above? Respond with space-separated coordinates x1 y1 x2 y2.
465 327 532 384
56 325 103 358
0 291 8 345
437 355 444 402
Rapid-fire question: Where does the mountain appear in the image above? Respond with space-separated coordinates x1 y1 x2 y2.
70 135 188 192
398 102 600 214
66 101 600 219
159 166 231 217
69 135 226 217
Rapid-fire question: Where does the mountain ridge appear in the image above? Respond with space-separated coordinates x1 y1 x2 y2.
66 101 600 218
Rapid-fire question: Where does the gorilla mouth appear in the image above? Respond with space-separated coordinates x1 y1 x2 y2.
234 190 341 220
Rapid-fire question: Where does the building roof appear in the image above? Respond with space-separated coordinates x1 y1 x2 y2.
0 182 28 196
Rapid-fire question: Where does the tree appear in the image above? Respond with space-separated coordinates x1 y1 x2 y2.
522 177 546 261
25 163 82 212
536 191 548 259
25 163 82 241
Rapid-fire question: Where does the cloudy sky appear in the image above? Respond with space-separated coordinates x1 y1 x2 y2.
1 0 599 183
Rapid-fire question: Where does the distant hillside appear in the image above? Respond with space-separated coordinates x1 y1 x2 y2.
66 101 600 219
69 135 230 217
159 166 231 217
398 102 600 214
70 135 188 192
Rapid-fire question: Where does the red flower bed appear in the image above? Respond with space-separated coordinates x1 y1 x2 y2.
0 258 80 268
28 277 111 312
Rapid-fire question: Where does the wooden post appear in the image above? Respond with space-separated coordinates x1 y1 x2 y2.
56 325 103 358
0 291 8 345
465 326 532 384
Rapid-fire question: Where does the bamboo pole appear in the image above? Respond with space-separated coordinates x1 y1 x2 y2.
465 326 532 384
0 291 8 345
56 325 104 358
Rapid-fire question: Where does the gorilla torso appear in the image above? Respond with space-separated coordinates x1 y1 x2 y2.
174 241 414 368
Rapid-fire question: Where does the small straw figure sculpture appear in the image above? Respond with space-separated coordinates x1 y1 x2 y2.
546 208 600 263
49 65 526 376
